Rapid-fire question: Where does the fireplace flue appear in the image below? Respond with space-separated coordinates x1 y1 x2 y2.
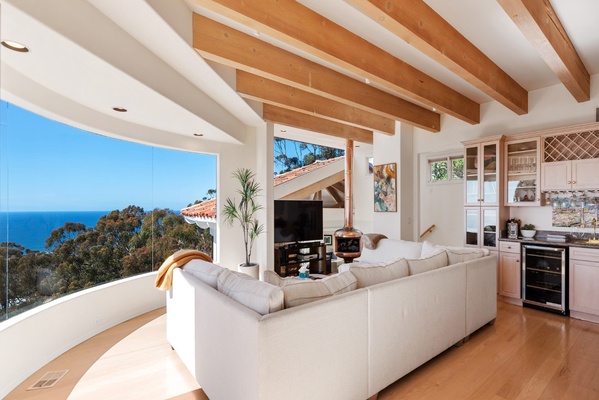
334 139 362 263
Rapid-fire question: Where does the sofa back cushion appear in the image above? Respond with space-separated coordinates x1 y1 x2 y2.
217 269 284 315
183 259 225 289
445 248 488 264
407 249 448 275
264 270 357 308
358 239 422 263
346 258 409 288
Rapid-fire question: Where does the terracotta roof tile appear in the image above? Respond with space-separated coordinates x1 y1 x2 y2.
181 156 344 220
181 198 216 219
274 156 344 186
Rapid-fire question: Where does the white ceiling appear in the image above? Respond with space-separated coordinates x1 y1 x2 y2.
1 0 598 151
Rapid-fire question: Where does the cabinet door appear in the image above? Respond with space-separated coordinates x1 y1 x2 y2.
482 143 499 205
505 138 540 206
499 252 521 298
465 145 480 205
464 207 479 247
572 158 599 190
541 161 571 191
570 259 599 315
482 208 499 249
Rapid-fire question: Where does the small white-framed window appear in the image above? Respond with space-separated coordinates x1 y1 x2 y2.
428 154 464 183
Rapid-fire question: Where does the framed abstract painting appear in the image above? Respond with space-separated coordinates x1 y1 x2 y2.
374 163 397 212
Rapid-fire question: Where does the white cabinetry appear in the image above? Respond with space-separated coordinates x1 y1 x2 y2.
541 158 599 191
498 241 522 305
569 246 599 323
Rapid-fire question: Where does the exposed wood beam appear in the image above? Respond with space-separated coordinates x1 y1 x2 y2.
192 14 440 132
326 186 344 207
263 104 373 144
498 0 590 102
331 182 345 193
191 1 479 124
237 71 394 135
347 0 528 115
280 170 346 200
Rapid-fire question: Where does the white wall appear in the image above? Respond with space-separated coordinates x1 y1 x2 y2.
414 77 599 245
0 272 165 398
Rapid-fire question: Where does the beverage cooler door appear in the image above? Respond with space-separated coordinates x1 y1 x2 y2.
522 245 568 315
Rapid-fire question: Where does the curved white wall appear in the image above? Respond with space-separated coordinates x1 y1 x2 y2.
0 272 165 398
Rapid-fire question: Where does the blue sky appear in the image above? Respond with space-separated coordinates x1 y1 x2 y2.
0 101 216 212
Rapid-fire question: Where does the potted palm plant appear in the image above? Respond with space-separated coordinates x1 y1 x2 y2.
222 168 264 278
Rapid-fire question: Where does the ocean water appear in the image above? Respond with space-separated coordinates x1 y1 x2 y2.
0 211 108 251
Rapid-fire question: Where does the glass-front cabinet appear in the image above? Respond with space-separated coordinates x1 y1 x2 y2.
465 207 500 249
463 135 506 250
465 141 500 206
505 137 540 206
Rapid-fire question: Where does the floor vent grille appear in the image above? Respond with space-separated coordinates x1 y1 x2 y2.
27 369 69 390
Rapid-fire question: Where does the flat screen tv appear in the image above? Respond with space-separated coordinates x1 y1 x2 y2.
274 200 323 243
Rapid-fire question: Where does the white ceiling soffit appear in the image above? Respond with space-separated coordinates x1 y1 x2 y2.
0 0 258 146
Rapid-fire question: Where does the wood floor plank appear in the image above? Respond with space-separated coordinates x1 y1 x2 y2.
6 300 599 400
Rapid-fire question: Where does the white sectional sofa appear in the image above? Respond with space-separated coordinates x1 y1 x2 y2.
166 239 497 400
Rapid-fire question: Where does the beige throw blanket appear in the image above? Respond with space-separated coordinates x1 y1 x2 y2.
154 249 213 291
362 233 388 250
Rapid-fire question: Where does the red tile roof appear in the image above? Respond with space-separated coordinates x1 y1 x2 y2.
181 156 344 220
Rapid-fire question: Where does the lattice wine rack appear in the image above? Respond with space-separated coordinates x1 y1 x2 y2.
543 129 599 162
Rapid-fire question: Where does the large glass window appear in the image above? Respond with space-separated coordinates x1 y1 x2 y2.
0 101 216 320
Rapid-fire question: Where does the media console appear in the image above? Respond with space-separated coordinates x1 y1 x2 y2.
274 241 328 277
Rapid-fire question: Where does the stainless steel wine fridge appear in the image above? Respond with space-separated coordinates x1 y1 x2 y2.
522 244 568 315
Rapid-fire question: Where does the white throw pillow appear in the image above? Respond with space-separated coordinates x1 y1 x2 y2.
183 259 225 289
217 269 284 315
420 240 439 258
358 239 423 262
264 270 357 308
407 249 449 275
348 258 409 288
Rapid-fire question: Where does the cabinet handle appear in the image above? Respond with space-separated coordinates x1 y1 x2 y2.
517 260 519 263
567 181 572 184
572 181 576 184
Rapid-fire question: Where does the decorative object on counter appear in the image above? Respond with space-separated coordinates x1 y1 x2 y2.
506 218 520 239
521 224 536 239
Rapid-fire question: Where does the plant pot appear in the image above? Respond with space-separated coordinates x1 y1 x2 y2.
521 230 536 239
238 263 259 279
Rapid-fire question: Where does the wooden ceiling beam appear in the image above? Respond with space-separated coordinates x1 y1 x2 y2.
237 71 395 135
326 186 345 206
191 1 479 124
192 14 440 132
498 0 590 102
280 170 346 200
263 104 373 144
348 0 528 115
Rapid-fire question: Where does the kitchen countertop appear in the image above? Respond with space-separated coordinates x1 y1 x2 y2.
499 232 599 249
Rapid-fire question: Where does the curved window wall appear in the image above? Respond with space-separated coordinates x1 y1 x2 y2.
0 101 216 320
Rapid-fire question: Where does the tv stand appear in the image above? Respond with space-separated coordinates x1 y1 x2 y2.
274 242 328 277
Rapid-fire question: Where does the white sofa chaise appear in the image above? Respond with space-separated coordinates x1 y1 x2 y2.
166 239 497 400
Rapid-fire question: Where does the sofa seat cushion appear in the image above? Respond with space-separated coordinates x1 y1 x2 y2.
183 259 225 289
358 239 422 263
217 269 284 315
264 270 357 308
407 249 448 275
345 258 409 288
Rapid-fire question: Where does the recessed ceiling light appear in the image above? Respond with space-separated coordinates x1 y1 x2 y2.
1 40 29 52
365 78 371 84
280 129 287 133
194 133 204 137
112 107 127 112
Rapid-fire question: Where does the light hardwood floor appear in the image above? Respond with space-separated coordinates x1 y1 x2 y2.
7 301 599 399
